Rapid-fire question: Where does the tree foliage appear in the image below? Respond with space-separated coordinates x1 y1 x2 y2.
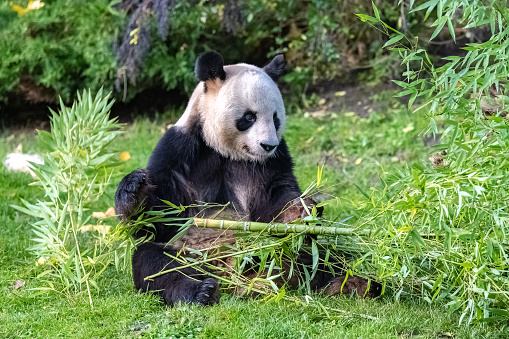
1 0 418 108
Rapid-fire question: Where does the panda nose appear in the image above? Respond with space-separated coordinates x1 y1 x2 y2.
260 143 277 152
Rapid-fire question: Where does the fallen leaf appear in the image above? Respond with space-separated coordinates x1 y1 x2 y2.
10 280 25 290
11 4 28 15
120 152 131 161
12 0 44 15
105 207 116 217
28 0 44 9
310 110 328 118
79 225 111 235
402 124 414 133
335 91 346 97
355 158 363 165
92 207 116 219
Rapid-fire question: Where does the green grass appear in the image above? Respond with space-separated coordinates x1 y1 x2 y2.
1 94 508 338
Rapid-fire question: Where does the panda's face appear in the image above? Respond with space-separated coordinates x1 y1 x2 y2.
201 67 286 162
188 52 286 162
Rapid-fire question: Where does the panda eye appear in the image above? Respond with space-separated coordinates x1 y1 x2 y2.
236 111 257 131
245 113 256 122
273 112 281 131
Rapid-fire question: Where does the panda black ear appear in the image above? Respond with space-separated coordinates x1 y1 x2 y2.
195 51 226 82
263 54 285 82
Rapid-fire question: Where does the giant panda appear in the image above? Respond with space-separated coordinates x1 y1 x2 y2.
115 51 378 306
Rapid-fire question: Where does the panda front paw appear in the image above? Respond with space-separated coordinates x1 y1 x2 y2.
192 277 220 306
276 198 323 223
115 168 151 219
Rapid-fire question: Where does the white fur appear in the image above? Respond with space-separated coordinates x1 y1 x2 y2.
174 62 286 162
175 82 205 128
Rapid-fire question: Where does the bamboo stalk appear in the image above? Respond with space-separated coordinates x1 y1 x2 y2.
193 218 476 238
193 218 373 236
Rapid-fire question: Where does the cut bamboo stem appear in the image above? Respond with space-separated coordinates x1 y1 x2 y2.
193 218 373 236
193 218 475 238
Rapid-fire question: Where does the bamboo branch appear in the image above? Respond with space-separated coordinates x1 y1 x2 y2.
193 218 373 236
193 218 474 238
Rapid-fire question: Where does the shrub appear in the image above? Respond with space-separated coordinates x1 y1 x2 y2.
353 1 509 323
1 0 426 110
0 1 122 105
12 89 123 304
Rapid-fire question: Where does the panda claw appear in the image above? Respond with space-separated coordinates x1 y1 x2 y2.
138 175 146 188
192 277 220 306
115 168 150 218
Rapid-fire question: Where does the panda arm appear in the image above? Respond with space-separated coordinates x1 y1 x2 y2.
115 168 153 220
115 126 201 220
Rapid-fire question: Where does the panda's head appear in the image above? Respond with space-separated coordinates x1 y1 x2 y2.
177 51 286 162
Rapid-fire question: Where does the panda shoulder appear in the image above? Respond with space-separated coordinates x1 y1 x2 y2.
147 125 203 173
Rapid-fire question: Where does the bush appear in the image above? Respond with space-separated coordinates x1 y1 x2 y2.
1 0 428 110
0 1 122 105
353 1 509 324
12 89 123 304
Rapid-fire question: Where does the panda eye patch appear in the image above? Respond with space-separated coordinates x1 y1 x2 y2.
236 111 257 131
273 112 281 131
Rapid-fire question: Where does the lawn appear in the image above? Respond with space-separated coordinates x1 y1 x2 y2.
1 89 507 338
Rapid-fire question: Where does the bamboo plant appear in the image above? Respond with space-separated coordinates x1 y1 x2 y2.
12 89 123 306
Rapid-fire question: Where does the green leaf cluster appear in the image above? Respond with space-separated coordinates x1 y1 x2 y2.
11 89 123 306
0 0 419 108
355 1 509 324
0 0 122 105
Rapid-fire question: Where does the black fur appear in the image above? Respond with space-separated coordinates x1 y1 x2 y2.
263 55 285 82
235 111 256 132
143 121 303 241
273 112 281 131
195 51 226 82
115 117 380 305
132 242 220 306
114 168 153 218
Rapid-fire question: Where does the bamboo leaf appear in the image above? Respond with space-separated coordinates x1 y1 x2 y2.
383 34 404 48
